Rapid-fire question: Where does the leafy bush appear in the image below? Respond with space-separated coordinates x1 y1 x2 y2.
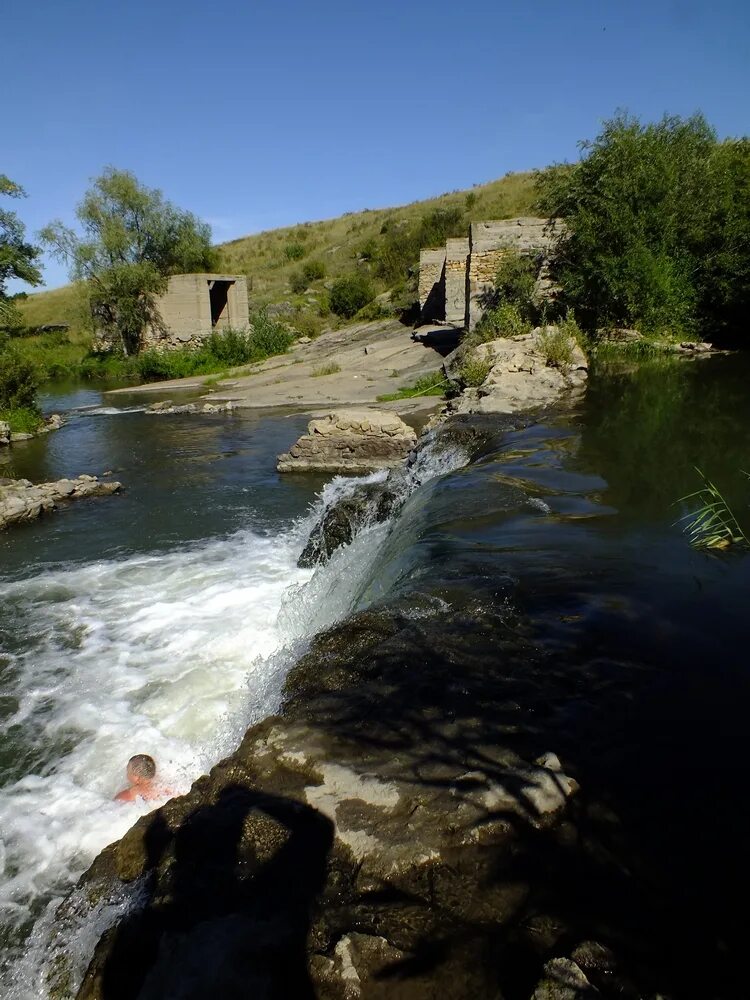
0 348 39 412
0 406 44 433
470 302 531 346
458 352 493 387
329 273 375 318
284 242 306 261
291 310 323 339
537 326 575 372
536 112 750 342
302 260 326 283
289 271 308 294
355 298 390 322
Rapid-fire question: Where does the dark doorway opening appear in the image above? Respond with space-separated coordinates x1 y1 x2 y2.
209 280 233 329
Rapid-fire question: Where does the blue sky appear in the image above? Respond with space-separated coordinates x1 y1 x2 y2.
5 0 750 290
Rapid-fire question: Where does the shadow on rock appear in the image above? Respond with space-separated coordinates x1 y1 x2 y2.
83 786 334 1000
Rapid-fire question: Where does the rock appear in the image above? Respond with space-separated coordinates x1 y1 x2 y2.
531 958 600 999
146 400 175 412
297 336 312 345
448 328 588 417
9 431 34 442
0 421 9 447
298 480 400 567
277 409 417 474
0 475 121 531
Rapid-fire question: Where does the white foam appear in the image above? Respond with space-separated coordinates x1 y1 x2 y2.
0 433 470 993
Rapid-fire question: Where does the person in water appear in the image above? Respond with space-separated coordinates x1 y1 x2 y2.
114 754 166 803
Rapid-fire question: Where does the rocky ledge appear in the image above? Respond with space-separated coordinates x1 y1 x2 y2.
0 413 63 447
145 399 237 415
447 328 588 417
0 474 121 530
277 409 417 474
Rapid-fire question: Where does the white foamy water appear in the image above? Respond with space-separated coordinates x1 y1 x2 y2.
0 528 313 945
0 433 470 996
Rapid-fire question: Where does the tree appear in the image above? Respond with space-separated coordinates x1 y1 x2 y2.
0 175 42 325
536 112 750 342
41 168 217 354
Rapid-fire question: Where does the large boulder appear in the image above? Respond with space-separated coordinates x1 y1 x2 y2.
450 328 588 416
277 409 417 474
0 420 9 447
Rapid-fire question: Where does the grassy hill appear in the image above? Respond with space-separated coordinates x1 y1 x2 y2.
10 171 538 377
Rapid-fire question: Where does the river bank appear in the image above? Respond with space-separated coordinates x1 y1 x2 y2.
2 353 749 998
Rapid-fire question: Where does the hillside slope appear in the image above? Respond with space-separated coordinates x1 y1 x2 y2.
16 172 538 334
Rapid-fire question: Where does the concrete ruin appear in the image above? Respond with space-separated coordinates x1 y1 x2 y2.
418 218 562 330
146 273 249 349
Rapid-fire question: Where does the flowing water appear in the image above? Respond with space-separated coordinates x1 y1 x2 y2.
1 356 749 996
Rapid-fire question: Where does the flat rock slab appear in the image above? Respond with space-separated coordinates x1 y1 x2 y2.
277 408 417 473
0 474 121 530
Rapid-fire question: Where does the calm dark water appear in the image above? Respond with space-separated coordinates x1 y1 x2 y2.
1 384 321 577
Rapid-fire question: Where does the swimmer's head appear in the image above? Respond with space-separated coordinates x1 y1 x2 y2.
127 754 156 785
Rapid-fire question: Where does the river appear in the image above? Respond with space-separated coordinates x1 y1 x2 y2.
1 356 749 996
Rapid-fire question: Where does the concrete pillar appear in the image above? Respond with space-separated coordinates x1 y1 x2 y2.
418 249 446 323
444 238 469 327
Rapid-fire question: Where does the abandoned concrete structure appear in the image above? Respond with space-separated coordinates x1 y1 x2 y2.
144 273 249 349
418 218 562 330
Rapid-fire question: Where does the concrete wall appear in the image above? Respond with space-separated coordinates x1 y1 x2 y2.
144 273 249 349
445 238 470 326
417 218 562 331
418 249 446 322
467 218 561 329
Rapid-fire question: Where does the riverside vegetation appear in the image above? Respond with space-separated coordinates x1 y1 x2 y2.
4 110 749 429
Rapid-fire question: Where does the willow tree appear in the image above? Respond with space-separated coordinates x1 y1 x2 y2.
41 169 217 354
0 174 42 325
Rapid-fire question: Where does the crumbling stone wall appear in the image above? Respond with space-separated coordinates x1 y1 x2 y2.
467 219 560 329
418 218 562 329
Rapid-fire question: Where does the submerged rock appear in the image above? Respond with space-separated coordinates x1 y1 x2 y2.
298 479 400 567
277 408 417 474
0 474 121 530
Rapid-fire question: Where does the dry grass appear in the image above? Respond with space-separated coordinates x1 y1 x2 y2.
17 172 539 335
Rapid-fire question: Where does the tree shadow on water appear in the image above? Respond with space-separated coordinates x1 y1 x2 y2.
95 785 334 1000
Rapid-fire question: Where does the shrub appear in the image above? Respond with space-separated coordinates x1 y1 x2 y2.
465 191 478 211
0 348 39 412
0 405 44 433
284 242 306 261
465 302 531 349
355 298 390 321
537 326 575 373
536 112 750 342
358 239 378 261
291 311 323 339
302 260 326 283
329 273 375 318
458 351 493 387
311 362 341 377
289 271 308 294
486 252 539 319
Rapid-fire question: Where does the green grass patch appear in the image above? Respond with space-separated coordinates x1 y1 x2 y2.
376 370 447 401
0 407 44 434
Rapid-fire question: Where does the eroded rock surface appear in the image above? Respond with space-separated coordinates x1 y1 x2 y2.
277 409 417 474
0 474 121 530
298 479 400 567
449 328 588 417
